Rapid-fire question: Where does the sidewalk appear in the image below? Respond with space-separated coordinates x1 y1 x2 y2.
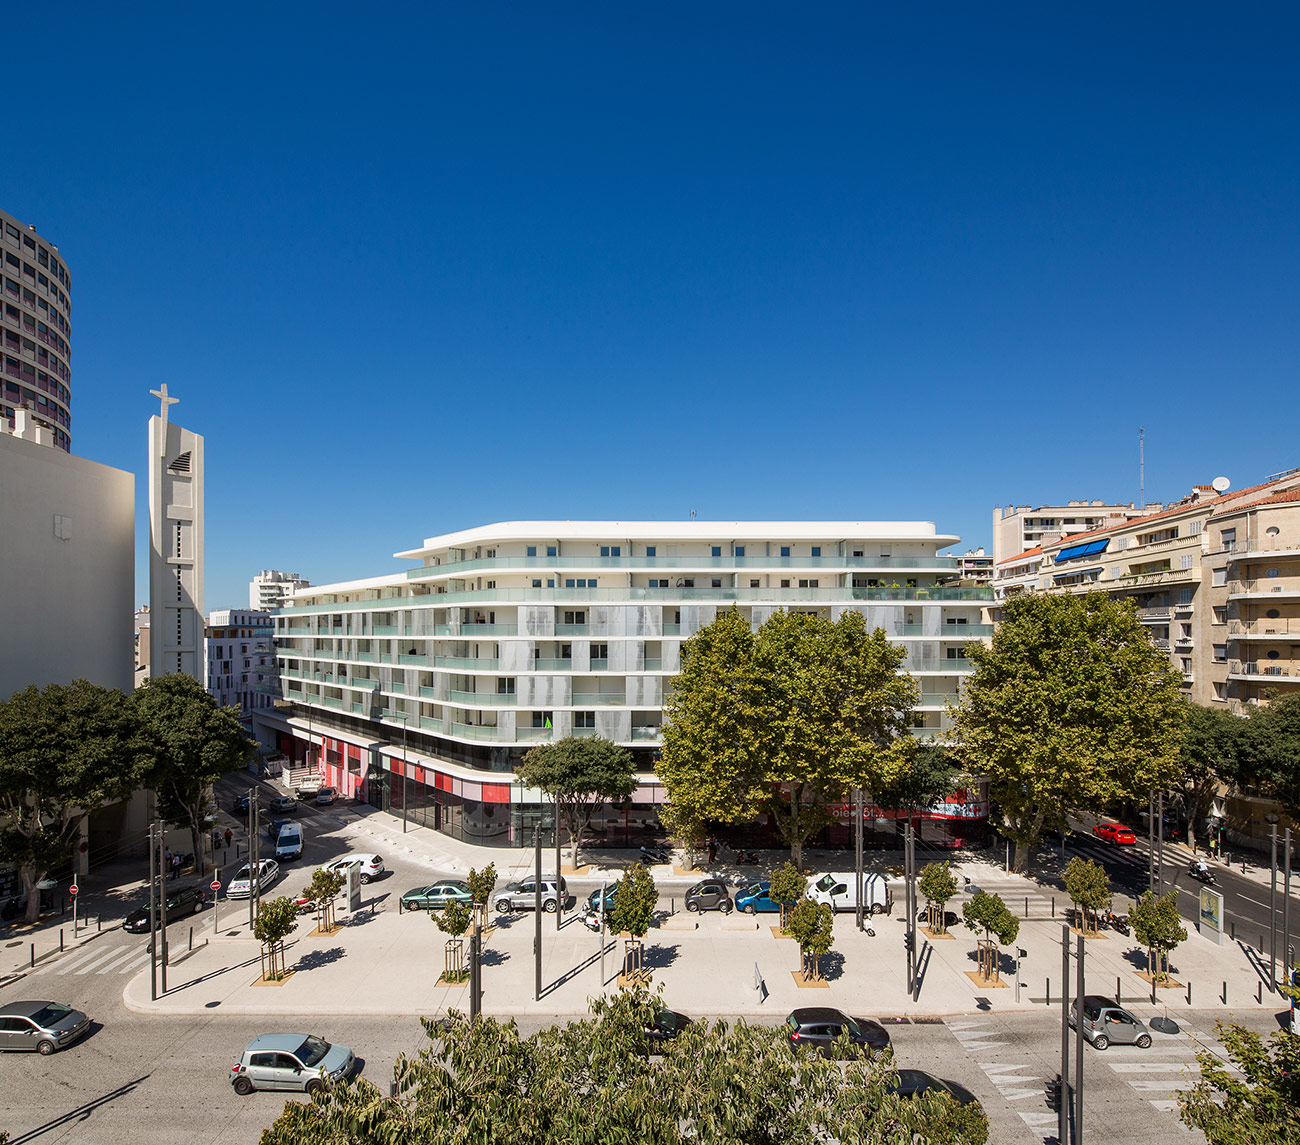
123 846 1284 1023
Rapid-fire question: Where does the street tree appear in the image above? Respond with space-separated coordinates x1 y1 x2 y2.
658 801 707 871
305 867 346 932
1063 856 1111 935
0 680 142 924
1177 701 1245 851
962 891 1019 982
1240 691 1300 824
919 861 958 935
661 607 918 867
1129 890 1187 982
953 592 1186 873
769 861 807 931
787 897 835 981
608 861 658 980
253 896 299 981
262 986 990 1144
133 672 256 874
516 736 636 869
434 899 473 982
872 743 962 814
1178 1021 1300 1143
466 863 496 931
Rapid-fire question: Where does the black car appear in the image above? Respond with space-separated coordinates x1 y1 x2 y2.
123 885 207 933
892 1069 980 1107
684 879 734 914
785 1007 891 1058
232 793 251 814
646 1008 692 1045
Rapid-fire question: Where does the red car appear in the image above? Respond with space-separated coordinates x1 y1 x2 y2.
1093 822 1136 845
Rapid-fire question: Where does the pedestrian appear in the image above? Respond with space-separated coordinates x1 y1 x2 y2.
224 827 233 849
1210 835 1219 859
172 850 182 879
164 846 172 873
707 838 717 864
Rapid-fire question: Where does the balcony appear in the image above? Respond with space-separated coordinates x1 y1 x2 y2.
419 717 443 733
1114 568 1200 589
408 554 967 580
419 686 439 699
1134 606 1172 621
517 727 553 742
571 693 625 706
429 624 519 636
894 623 994 638
1229 579 1300 601
1228 661 1297 682
631 727 662 741
555 624 590 636
393 585 995 606
372 625 400 635
909 658 974 673
449 690 515 706
916 693 960 707
1225 540 1300 562
531 658 574 670
450 723 500 741
434 657 499 671
589 659 609 671
1229 619 1300 639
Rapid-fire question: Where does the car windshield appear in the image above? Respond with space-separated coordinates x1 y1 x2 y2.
233 867 250 880
843 1016 862 1036
746 885 763 897
296 1035 331 1066
29 1003 74 1026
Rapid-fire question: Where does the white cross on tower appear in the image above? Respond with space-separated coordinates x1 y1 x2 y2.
150 383 179 435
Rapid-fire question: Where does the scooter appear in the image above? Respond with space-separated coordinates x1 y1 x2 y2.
580 908 607 933
734 849 759 865
639 845 672 866
1187 864 1217 886
1104 910 1130 936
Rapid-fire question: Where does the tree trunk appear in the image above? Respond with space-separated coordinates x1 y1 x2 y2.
21 866 40 926
569 825 581 871
1012 839 1032 875
189 819 205 876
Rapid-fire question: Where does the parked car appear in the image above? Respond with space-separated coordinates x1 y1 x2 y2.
264 816 293 840
315 787 338 806
1 879 59 922
0 1000 91 1055
736 881 781 914
402 881 472 911
806 872 890 914
891 1069 981 1107
684 879 734 913
585 884 620 913
321 854 385 884
494 877 568 913
785 1007 891 1058
232 793 251 814
645 1008 692 1045
123 885 208 933
1068 995 1152 1050
267 795 297 815
296 776 323 799
229 1032 356 1095
226 860 281 900
1093 822 1137 845
274 823 304 861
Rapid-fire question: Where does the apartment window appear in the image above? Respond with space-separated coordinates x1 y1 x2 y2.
1212 606 1226 624
798 579 819 588
526 546 537 557
486 580 496 589
562 611 586 625
1180 555 1193 570
532 579 542 588
547 579 555 588
1180 659 1191 673
1213 682 1226 700
780 546 790 557
1221 528 1236 549
532 711 553 728
711 579 722 588
1212 645 1227 662
682 579 694 588
1180 588 1194 604
649 579 666 588
711 546 722 557
750 579 760 588
853 550 864 558
646 546 656 557
811 546 821 557
574 711 595 728
599 545 621 557
946 648 963 660
780 579 790 588
945 617 970 627
1189 520 1203 535
1212 568 1228 587
496 678 516 695
591 644 608 659
560 644 572 659
547 546 557 557
735 546 745 557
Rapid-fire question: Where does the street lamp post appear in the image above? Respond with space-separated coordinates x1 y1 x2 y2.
396 712 410 833
1268 814 1280 991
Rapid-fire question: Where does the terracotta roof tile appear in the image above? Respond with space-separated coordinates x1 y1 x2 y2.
997 545 1043 567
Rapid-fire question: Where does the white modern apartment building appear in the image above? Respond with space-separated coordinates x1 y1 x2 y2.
250 569 310 612
270 521 994 849
204 609 277 723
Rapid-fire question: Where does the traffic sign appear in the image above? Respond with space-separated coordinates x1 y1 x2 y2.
210 879 221 891
69 884 78 896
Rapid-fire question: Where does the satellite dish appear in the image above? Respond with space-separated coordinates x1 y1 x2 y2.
1211 476 1231 493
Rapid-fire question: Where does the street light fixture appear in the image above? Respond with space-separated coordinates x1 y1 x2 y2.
1268 813 1280 992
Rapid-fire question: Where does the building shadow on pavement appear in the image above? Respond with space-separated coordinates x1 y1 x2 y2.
9 1075 150 1145
293 945 346 972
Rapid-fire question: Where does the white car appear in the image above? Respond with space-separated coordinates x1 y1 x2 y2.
321 854 385 884
225 859 281 900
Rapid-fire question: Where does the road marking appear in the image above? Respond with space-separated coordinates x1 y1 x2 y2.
57 944 134 974
1130 1079 1195 1092
1107 1062 1195 1073
97 949 148 975
1018 1111 1059 1141
976 1061 1042 1101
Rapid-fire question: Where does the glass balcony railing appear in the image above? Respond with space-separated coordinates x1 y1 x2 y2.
449 690 515 706
408 554 965 579
450 722 500 741
555 624 590 635
917 693 960 707
908 658 974 672
434 657 499 671
572 693 625 706
419 717 443 733
531 659 574 670
429 624 519 636
631 727 662 740
419 686 439 699
589 659 609 671
517 727 552 741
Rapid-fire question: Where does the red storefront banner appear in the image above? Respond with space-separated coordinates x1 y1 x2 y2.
827 788 988 823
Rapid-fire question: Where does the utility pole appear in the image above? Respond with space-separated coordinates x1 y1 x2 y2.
1147 790 1156 896
1284 828 1292 985
469 922 482 1019
1155 791 1165 895
1074 933 1085 1143
247 790 259 930
904 822 916 994
554 796 562 932
158 818 169 994
1059 923 1070 1145
148 822 158 1002
1269 819 1279 991
854 788 864 932
534 825 542 1002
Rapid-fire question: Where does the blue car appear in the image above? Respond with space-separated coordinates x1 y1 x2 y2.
736 881 780 914
586 885 620 913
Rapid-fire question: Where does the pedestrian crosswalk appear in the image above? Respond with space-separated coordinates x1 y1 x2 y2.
36 940 149 977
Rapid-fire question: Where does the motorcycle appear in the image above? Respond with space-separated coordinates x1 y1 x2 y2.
1104 910 1130 936
1187 864 1217 886
580 908 607 933
639 845 672 866
734 849 759 865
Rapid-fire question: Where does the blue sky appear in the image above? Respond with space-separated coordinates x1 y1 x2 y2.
4 4 1297 608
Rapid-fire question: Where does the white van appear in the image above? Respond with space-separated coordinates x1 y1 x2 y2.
806 872 891 914
275 823 303 861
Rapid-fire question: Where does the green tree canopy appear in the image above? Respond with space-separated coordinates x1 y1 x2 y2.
919 861 959 934
787 897 835 980
871 743 962 813
769 861 808 929
306 867 347 932
133 672 256 874
1129 890 1187 982
1177 701 1246 850
962 891 1018 981
1178 1021 1300 1143
953 592 1187 873
261 988 990 1144
1063 856 1112 934
434 899 472 939
253 896 299 981
660 607 918 866
1239 692 1300 824
0 680 142 923
516 736 636 869
609 862 658 941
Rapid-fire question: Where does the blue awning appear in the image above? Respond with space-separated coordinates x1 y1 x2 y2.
1054 538 1110 563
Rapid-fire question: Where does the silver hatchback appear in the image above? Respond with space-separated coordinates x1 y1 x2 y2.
230 1032 356 1094
0 1000 91 1055
1068 995 1152 1050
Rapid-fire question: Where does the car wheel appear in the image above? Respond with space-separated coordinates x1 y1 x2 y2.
1092 1035 1109 1051
745 904 756 915
871 903 885 915
233 1075 254 1096
36 1039 56 1056
496 901 511 914
360 874 372 885
1136 1034 1152 1049
193 900 203 915
686 901 699 913
543 899 557 913
720 899 733 914
304 1078 323 1096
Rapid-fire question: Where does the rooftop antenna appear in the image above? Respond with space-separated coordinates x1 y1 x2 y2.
690 509 696 519
1139 427 1144 510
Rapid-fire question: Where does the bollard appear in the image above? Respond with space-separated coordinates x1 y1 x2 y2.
30 943 35 968
398 896 403 915
1257 981 1263 1004
60 928 64 952
1222 980 1227 1004
189 926 193 951
97 916 102 932
1116 976 1122 1006
1230 920 1235 941
1186 981 1191 1006
1024 896 1028 918
1051 896 1055 918
1046 978 1051 1007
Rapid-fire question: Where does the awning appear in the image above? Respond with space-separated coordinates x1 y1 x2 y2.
1053 566 1103 580
1054 538 1110 563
